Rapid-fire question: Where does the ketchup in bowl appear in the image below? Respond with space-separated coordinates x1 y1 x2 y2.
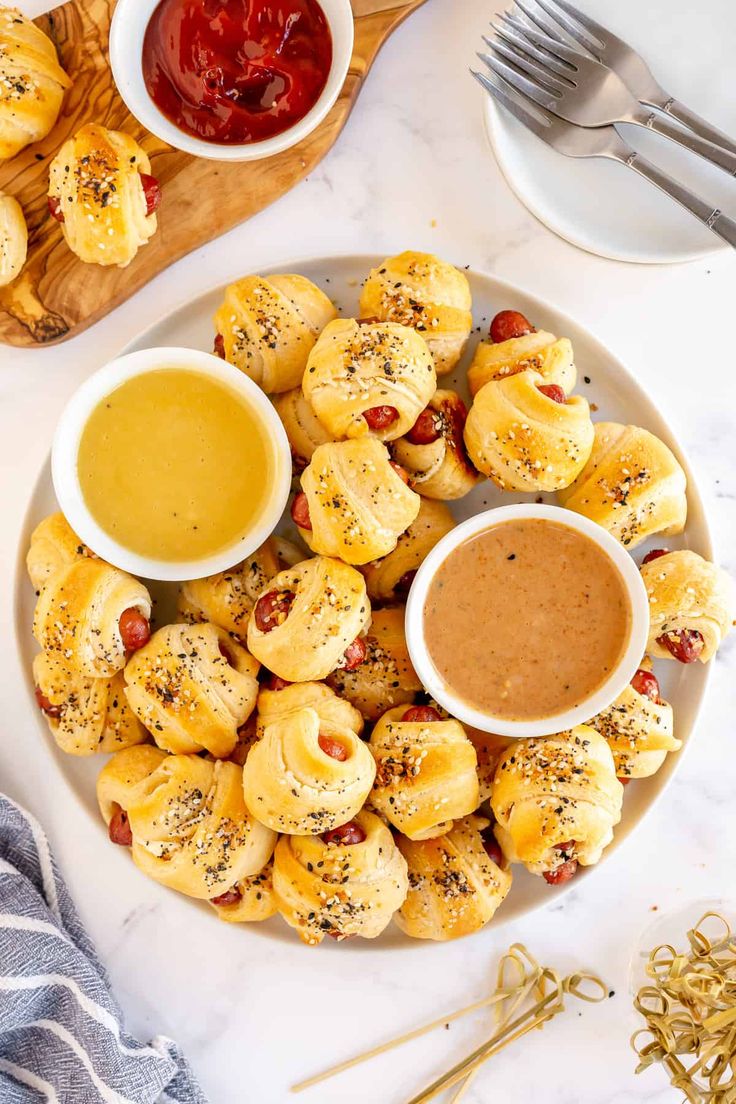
142 0 333 147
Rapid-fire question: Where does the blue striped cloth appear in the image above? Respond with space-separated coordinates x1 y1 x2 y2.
0 795 208 1104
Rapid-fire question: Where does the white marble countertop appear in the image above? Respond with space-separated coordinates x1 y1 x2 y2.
2 1 736 1101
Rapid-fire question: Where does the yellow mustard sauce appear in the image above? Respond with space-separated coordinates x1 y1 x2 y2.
78 368 274 561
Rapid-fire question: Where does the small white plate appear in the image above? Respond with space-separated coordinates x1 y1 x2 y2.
14 255 714 944
483 0 736 263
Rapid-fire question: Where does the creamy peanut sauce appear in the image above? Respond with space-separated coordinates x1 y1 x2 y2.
423 519 631 721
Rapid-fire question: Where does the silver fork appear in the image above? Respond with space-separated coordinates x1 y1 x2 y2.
471 68 736 248
479 12 736 176
515 0 736 158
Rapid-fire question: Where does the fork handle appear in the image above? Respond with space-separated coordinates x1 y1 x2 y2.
615 147 736 249
646 96 736 160
634 110 736 177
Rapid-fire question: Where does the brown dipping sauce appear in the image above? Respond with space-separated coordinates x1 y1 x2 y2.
423 519 632 722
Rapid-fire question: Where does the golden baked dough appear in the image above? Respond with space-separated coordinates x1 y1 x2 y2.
395 815 512 941
468 331 576 396
178 538 284 643
213 274 337 393
587 658 679 779
392 389 481 500
303 318 437 442
32 650 147 756
26 511 94 593
97 746 276 900
273 386 335 468
209 860 277 923
0 190 26 285
464 370 594 492
296 438 421 565
33 558 151 679
272 809 408 944
361 499 455 603
491 726 623 878
0 7 71 159
466 728 514 803
558 422 687 548
124 623 259 758
369 705 479 840
327 606 422 720
48 124 157 268
641 550 735 663
246 556 371 683
359 251 472 374
243 706 375 834
256 679 363 738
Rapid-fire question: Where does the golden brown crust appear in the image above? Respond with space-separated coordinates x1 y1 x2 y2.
361 499 455 603
558 422 687 548
468 331 576 396
0 8 70 159
392 390 482 500
491 726 623 877
395 815 512 940
0 191 27 286
48 124 156 267
360 251 472 375
326 606 421 720
303 318 437 442
97 747 276 900
586 658 679 778
209 860 277 923
213 274 337 393
124 622 259 758
177 539 284 642
464 370 594 492
26 512 95 593
273 386 335 467
298 438 421 565
641 550 735 662
256 680 363 738
272 809 408 944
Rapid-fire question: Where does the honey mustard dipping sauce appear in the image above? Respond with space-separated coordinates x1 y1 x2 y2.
77 367 276 562
423 518 632 722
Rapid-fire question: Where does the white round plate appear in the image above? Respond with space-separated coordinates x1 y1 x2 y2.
14 255 713 946
483 0 736 263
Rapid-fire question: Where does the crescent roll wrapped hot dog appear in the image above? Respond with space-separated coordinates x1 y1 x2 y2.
0 7 71 159
273 386 335 470
395 815 512 941
641 549 735 664
209 860 278 923
246 556 371 683
303 318 437 442
491 726 623 885
97 746 276 901
464 370 594 493
242 706 376 834
468 308 576 397
272 809 408 944
177 538 285 643
33 558 151 679
32 651 147 756
327 606 422 720
213 273 337 393
392 390 482 500
359 251 473 375
369 705 479 840
124 623 259 759
587 659 679 780
292 438 420 565
558 422 687 548
361 499 455 604
48 124 160 268
256 678 363 739
26 511 95 593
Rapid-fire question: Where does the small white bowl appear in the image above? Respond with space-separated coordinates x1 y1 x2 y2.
110 0 354 162
405 504 650 739
51 347 292 582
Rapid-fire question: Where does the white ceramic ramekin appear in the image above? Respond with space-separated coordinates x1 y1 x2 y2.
110 0 354 162
51 347 292 582
405 504 650 739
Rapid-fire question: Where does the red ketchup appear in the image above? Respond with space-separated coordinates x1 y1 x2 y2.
142 0 333 146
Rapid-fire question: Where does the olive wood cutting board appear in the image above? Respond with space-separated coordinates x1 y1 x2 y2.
0 0 426 347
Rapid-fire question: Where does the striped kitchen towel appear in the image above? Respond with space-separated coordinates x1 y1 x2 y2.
0 794 208 1104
